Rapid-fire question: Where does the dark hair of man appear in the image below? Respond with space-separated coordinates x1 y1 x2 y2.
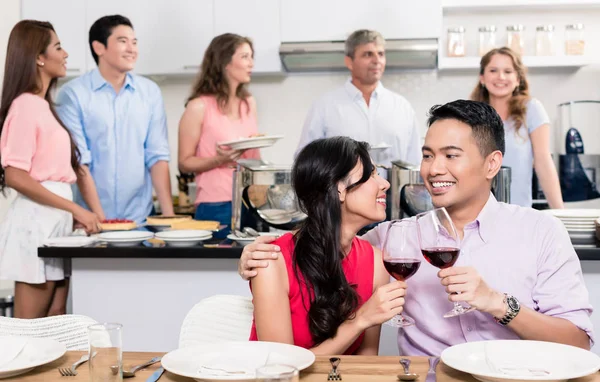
427 99 505 156
88 15 133 65
292 136 374 345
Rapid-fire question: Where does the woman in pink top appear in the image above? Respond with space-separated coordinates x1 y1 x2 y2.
178 33 260 238
0 20 101 318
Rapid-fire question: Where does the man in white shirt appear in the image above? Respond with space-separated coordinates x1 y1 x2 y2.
296 29 422 167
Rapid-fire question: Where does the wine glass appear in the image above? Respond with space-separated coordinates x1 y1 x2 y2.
415 207 475 318
382 220 421 327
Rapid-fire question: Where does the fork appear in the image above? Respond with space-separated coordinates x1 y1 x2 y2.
58 354 89 376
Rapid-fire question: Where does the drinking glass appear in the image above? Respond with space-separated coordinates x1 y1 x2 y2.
382 220 421 327
255 364 299 381
88 323 123 382
416 207 475 318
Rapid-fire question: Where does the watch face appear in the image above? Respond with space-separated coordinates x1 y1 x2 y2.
507 297 520 311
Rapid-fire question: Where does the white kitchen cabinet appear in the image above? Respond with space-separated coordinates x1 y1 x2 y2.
86 0 214 75
281 0 442 42
21 0 88 76
214 0 282 73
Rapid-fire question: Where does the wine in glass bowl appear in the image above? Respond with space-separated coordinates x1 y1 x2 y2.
421 247 459 269
383 258 421 281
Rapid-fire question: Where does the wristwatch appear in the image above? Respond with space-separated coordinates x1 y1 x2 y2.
495 294 520 326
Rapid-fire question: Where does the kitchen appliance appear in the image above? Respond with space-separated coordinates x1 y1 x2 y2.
232 160 306 232
552 100 600 204
279 39 438 72
391 160 512 219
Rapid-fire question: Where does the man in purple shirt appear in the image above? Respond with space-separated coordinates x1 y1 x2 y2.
238 100 593 355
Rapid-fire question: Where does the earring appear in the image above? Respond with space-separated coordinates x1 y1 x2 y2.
481 83 486 89
38 62 45 67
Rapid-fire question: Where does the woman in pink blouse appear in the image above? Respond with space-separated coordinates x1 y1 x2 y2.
178 33 260 238
0 20 101 318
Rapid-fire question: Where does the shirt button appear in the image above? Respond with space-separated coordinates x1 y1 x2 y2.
467 326 473 332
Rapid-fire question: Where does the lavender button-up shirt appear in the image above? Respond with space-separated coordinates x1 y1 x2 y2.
362 194 594 356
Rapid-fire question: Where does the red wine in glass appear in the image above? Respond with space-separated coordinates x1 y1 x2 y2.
416 207 475 318
383 258 421 281
382 220 420 328
421 247 459 269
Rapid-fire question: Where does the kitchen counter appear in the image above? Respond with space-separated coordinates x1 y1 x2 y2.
38 240 243 259
39 240 600 260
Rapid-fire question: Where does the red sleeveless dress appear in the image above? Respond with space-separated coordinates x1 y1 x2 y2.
249 233 375 354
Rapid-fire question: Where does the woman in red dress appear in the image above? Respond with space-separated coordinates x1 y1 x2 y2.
249 136 407 355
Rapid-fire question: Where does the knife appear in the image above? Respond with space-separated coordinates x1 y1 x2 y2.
426 357 440 382
145 367 165 382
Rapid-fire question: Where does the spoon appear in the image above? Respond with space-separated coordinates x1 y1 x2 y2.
234 229 250 238
243 227 260 237
111 356 161 378
398 358 419 381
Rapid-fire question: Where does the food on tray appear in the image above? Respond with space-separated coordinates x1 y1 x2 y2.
145 215 192 226
249 133 265 138
100 218 137 231
171 220 220 231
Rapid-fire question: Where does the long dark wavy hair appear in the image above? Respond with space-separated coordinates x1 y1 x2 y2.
470 47 531 135
186 33 253 113
0 20 81 192
292 136 374 345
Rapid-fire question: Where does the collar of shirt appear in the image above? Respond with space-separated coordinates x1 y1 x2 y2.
463 192 500 243
90 68 136 93
343 78 384 101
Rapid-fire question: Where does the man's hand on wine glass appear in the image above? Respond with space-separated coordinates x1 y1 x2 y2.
438 266 505 315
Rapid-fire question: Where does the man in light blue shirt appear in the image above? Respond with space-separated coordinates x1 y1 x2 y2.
296 30 422 168
57 15 173 224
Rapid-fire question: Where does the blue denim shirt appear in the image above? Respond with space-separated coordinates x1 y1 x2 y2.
56 68 170 223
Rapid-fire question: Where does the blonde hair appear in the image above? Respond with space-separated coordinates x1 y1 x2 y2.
470 47 530 134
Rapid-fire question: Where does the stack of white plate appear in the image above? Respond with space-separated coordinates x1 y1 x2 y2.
545 209 600 244
155 230 212 247
97 231 154 247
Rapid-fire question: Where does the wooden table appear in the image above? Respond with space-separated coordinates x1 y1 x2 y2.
7 351 600 382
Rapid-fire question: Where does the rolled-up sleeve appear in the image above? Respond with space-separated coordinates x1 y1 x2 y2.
143 84 170 169
0 100 37 172
56 86 92 165
534 215 594 345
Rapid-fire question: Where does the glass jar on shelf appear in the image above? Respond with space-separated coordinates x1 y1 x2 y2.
565 24 585 55
535 25 555 56
478 26 497 57
507 25 525 56
447 26 466 57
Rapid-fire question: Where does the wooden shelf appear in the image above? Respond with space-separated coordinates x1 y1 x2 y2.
438 55 592 71
442 0 600 12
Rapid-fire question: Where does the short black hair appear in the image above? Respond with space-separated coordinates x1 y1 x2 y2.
427 99 505 156
88 15 133 65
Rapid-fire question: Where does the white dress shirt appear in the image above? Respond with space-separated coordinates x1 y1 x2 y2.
296 78 422 167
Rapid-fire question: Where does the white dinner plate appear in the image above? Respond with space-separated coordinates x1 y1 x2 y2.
161 341 315 381
155 230 213 240
0 336 66 379
546 209 600 219
43 236 97 247
217 135 284 151
97 231 154 247
441 340 600 382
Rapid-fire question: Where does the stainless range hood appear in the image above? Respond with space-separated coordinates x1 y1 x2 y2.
279 39 438 72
